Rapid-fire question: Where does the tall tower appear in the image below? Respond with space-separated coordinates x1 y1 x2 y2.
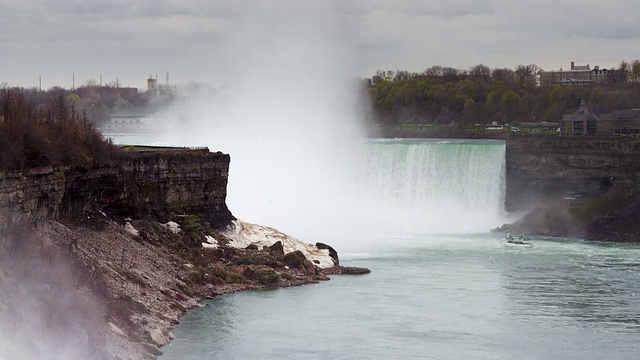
147 75 157 94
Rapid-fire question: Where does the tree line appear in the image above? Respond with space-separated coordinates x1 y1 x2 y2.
367 61 640 126
0 87 119 170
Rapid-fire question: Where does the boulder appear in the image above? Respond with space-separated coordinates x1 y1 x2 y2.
149 328 170 347
316 242 339 266
269 241 284 256
141 343 163 357
282 250 307 271
339 266 371 275
302 259 318 275
243 265 280 286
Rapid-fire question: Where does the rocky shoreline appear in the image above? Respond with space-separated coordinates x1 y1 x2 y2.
0 212 369 359
0 149 370 359
495 183 640 242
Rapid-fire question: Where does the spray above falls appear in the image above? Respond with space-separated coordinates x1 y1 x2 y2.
110 3 508 252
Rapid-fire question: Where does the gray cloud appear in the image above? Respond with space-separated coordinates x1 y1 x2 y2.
1 0 640 88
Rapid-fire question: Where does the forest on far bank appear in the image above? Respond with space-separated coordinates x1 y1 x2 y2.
367 61 640 126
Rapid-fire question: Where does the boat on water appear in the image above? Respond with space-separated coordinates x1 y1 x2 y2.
505 233 533 247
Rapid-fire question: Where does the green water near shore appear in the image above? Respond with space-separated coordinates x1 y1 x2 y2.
161 234 640 360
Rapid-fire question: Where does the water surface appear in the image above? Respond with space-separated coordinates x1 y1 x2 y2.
161 234 640 360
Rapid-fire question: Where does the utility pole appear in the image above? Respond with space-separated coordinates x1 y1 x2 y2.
39 75 41 92
72 73 75 91
100 74 102 87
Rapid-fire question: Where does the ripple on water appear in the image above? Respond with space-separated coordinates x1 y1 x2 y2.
161 236 640 360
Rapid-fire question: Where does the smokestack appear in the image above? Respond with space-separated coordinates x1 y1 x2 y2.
571 61 575 70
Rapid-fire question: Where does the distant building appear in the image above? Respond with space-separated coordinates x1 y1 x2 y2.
610 109 640 135
540 61 612 86
561 100 609 136
561 100 640 136
147 77 158 94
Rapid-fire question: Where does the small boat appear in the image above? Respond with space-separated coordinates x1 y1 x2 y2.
504 233 533 247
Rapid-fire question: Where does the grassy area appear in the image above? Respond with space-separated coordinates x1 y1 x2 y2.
119 145 209 152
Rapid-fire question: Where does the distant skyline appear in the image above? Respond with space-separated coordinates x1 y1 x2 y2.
2 0 639 90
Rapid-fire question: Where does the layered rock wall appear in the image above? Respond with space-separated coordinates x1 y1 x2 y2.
505 136 640 212
0 150 234 229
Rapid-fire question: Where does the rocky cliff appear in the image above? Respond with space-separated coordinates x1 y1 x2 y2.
0 149 235 229
503 136 640 240
505 136 640 212
0 148 368 360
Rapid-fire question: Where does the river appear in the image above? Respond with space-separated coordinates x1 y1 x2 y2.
160 234 640 360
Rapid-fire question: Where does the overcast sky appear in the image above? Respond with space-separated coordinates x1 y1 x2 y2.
2 0 639 90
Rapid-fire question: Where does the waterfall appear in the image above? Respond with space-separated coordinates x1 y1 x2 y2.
352 139 507 235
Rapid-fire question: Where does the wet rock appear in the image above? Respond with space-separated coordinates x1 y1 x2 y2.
339 266 371 275
245 244 259 250
141 343 163 356
302 259 317 275
316 242 339 265
269 240 284 256
149 328 170 347
282 250 307 271
238 249 278 266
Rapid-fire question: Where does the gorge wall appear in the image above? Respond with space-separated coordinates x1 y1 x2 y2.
0 149 235 230
505 136 640 212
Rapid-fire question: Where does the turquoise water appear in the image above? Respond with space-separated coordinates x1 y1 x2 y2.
161 234 640 360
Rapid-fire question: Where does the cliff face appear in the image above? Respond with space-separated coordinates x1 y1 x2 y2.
505 136 640 212
0 148 363 359
0 150 235 229
503 136 640 240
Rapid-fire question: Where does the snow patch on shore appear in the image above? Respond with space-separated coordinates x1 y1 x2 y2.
220 220 335 268
124 222 139 236
161 221 181 234
205 235 218 246
202 235 218 249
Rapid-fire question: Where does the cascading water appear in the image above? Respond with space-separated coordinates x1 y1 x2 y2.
348 138 507 236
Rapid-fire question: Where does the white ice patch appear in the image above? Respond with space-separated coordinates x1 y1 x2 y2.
161 221 181 234
202 236 218 249
205 235 218 246
124 222 139 236
220 220 335 268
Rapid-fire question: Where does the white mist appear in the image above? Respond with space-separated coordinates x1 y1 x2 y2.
129 1 508 253
154 1 370 251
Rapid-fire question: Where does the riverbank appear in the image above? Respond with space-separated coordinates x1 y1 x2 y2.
0 148 369 359
0 211 369 359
